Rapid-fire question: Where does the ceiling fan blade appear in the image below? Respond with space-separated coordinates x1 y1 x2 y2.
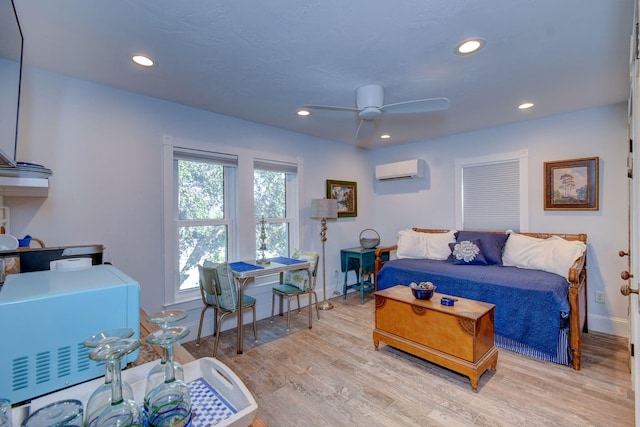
356 119 376 140
301 104 360 113
381 97 450 114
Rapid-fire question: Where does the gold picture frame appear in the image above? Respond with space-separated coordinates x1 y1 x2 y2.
326 179 357 217
544 157 599 210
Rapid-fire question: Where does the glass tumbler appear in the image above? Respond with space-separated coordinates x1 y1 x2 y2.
83 328 135 427
144 310 187 401
144 326 191 427
21 399 83 427
89 338 143 427
0 399 11 427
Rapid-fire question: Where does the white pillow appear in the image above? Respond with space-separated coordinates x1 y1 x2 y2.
396 229 429 259
502 231 586 280
396 229 456 260
426 229 457 260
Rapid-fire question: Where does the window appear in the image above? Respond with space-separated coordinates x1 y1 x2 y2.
253 159 298 258
163 139 302 306
173 148 237 293
455 150 528 231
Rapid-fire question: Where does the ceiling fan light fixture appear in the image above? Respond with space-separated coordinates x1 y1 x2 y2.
297 109 311 116
359 106 382 121
518 102 535 110
455 38 485 55
131 54 155 67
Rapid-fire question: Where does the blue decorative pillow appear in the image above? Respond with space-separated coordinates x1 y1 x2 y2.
455 231 508 265
449 238 488 265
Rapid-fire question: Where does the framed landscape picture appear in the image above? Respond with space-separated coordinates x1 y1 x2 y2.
326 179 357 217
544 157 599 210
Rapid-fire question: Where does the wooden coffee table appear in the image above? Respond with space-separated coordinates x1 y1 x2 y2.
373 285 498 392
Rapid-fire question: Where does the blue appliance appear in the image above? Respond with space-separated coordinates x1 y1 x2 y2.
0 264 140 404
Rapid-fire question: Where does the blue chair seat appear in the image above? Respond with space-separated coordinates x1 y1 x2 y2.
219 294 256 311
272 284 306 295
270 249 320 331
197 262 258 356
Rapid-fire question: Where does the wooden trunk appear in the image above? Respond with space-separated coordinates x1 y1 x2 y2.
373 285 498 392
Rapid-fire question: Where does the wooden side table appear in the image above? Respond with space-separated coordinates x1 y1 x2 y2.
340 247 376 304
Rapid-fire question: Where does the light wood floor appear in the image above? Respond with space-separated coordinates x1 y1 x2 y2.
183 293 635 427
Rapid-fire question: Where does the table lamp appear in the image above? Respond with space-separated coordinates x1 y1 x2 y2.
310 198 338 310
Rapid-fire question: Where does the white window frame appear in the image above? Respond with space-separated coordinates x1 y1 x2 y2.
162 139 238 305
253 158 299 256
454 149 529 231
162 137 304 306
251 158 300 286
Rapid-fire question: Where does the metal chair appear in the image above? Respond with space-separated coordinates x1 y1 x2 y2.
270 249 320 331
196 262 257 357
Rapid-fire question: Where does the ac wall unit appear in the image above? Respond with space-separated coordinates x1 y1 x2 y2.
375 159 423 181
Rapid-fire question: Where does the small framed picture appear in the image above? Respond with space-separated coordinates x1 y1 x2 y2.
326 179 357 217
544 157 599 210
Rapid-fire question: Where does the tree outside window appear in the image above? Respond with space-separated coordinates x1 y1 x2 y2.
254 169 290 258
177 159 228 291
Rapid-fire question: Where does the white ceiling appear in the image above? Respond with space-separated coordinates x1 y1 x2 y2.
13 0 635 148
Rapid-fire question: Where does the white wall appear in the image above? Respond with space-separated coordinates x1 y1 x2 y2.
7 68 376 337
368 103 629 336
6 67 630 338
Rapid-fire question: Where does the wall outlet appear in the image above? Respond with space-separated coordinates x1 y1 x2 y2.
595 291 606 304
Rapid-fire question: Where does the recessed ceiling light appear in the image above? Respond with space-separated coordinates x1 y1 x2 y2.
454 38 485 55
131 54 155 67
518 102 535 110
380 134 391 139
297 109 310 117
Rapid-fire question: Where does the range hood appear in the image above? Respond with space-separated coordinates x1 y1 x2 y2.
0 176 48 197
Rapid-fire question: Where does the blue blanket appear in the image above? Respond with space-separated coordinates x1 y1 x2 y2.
377 259 570 355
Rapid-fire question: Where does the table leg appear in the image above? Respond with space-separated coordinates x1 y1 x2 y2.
359 264 365 304
343 266 348 299
236 277 251 354
306 267 312 329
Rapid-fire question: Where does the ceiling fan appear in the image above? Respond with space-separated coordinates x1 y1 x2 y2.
301 84 450 140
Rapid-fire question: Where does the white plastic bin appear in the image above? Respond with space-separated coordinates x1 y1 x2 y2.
12 357 258 427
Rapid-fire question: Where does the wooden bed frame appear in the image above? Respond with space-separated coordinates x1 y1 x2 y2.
374 228 588 370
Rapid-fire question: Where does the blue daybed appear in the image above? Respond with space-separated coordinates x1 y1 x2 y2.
374 228 588 370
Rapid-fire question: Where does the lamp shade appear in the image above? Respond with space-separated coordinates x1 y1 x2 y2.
310 198 338 219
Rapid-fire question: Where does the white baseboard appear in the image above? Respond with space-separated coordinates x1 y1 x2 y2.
588 312 628 337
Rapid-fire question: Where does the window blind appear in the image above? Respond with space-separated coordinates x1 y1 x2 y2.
462 160 520 230
253 158 298 174
173 147 238 167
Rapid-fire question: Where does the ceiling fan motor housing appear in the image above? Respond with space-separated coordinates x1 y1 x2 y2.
357 84 384 120
357 84 384 109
